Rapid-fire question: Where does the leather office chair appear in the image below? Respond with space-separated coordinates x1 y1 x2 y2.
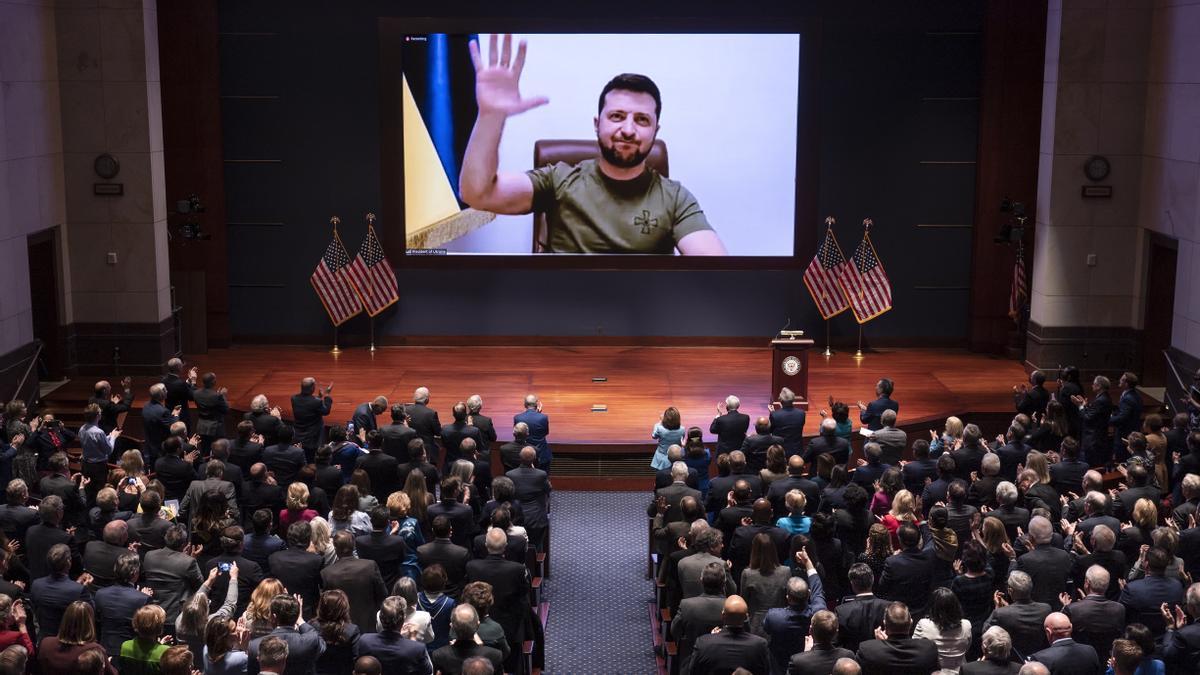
530 139 669 252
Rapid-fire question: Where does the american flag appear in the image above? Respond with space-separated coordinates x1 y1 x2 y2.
310 232 363 326
838 227 893 324
1008 244 1027 323
803 226 850 319
347 222 399 316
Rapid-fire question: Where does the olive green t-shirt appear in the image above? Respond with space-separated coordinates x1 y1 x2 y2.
526 159 713 254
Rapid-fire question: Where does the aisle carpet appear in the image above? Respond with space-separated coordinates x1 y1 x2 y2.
543 491 658 674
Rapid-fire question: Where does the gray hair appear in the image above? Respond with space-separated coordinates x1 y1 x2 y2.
1085 564 1110 594
1085 490 1108 514
414 387 430 404
149 383 167 401
981 626 1012 659
467 395 483 413
785 576 810 603
1093 375 1110 390
880 409 897 426
1019 664 1050 675
1187 582 1200 615
670 461 689 481
779 388 796 404
250 394 268 413
512 422 529 439
667 445 684 462
1007 570 1032 601
821 417 837 433
1183 473 1200 496
981 452 1000 475
725 395 740 411
995 481 1018 506
1028 516 1053 545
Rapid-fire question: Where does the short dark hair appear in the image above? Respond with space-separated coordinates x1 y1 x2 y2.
432 515 451 538
114 552 140 584
897 523 920 549
369 507 390 531
287 521 312 549
700 562 726 595
270 594 300 627
252 508 273 535
598 73 662 119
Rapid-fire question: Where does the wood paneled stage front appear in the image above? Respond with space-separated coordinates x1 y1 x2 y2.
150 345 1027 488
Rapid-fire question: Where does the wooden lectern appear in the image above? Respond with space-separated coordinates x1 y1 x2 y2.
771 337 815 407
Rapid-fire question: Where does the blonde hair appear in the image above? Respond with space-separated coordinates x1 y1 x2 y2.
889 490 917 521
387 491 411 519
944 416 964 438
245 578 286 623
785 489 807 514
286 482 310 511
1131 498 1158 530
132 604 166 639
309 517 332 553
1025 451 1051 485
120 450 145 477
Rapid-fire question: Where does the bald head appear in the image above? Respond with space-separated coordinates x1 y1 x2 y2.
524 394 538 409
755 417 771 434
1019 663 1051 675
353 657 381 675
1043 612 1071 641
752 499 773 524
787 455 806 475
519 446 536 466
721 595 749 627
832 659 861 675
103 519 129 545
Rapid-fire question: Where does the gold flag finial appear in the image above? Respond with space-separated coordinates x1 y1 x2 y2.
825 216 835 226
863 217 873 229
330 216 341 227
366 213 376 224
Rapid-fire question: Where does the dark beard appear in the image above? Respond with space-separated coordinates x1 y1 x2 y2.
599 138 650 168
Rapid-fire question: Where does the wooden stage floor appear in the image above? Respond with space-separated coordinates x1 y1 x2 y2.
168 345 1027 447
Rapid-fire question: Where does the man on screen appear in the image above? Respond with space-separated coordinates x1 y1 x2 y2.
459 33 728 255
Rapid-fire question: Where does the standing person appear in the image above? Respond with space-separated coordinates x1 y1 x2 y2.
650 407 685 471
768 388 806 457
350 398 388 441
857 378 899 432
1072 376 1114 468
1014 371 1051 418
291 379 333 463
320 532 387 634
1109 372 1143 463
465 396 496 455
193 373 230 453
140 384 179 467
513 395 551 471
710 395 750 456
405 388 442 467
88 377 133 435
161 358 197 430
378 405 417 464
78 404 122 504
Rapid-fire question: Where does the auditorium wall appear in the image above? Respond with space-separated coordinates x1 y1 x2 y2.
214 1 993 344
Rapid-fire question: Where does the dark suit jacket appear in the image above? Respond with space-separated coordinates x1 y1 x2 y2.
1080 393 1113 458
765 475 820 518
353 630 432 675
470 413 497 451
690 626 771 675
804 433 850 467
465 555 530 648
140 401 177 458
860 396 899 431
1063 595 1125 655
901 457 938 496
321 557 388 632
39 473 87 526
984 601 1052 659
1120 574 1184 625
153 455 197 502
1015 385 1050 417
878 548 933 616
242 532 286 573
351 403 379 434
650 482 703 523
788 645 856 675
406 403 442 459
26 523 79 580
1016 545 1073 610
89 390 132 434
1161 622 1200 673
162 373 195 426
356 451 401 502
263 443 307 487
961 659 1021 675
245 409 285 447
654 466 700 491
506 466 551 530
1109 388 1143 443
670 592 725 674
192 387 229 438
498 441 524 472
471 531 526 563
430 642 503 675
705 472 765 514
855 637 939 675
834 593 891 652
851 462 891 490
229 440 264 474
29 574 90 639
0 503 39 542
242 480 285 520
398 461 439 497
513 409 551 465
356 531 409 589
440 421 483 465
141 547 203 623
710 411 750 455
769 405 807 456
427 500 477 549
291 393 333 451
740 433 785 474
1030 638 1100 675
269 548 324 617
83 540 128 589
378 423 417 463
416 539 470 597
1050 458 1089 497
94 583 151 654
204 554 263 617
248 624 326 675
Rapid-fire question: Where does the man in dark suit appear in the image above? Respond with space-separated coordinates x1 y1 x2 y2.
1017 516 1073 611
430 605 504 675
1049 437 1089 497
962 627 1023 674
654 445 700 490
440 402 483 467
230 420 265 473
836 563 891 652
872 409 907 466
378 405 417 463
984 570 1052 660
704 451 764 516
38 453 87 528
921 455 957 514
154 436 199 502
506 447 551 548
727 499 791 581
247 595 326 675
243 508 286 573
192 372 229 451
428 477 477 549
161 358 197 428
1073 375 1114 467
1072 490 1121 542
1120 546 1184 632
1067 526 1127 602
952 424 989 482
356 436 401 503
246 395 286 447
714 480 755 547
786 609 855 675
647 462 702 524
466 395 496 453
851 442 891 491
290 377 333 461
902 438 938 496
89 377 133 434
1028 612 1100 675
877 524 933 617
1112 463 1161 521
988 481 1032 542
83 520 132 589
1062 564 1125 656
1014 370 1051 417
513 394 551 470
181 460 240 524
690 595 771 675
765 455 820 518
858 378 899 431
740 417 783 475
1160 582 1200 673
351 396 388 439
141 524 203 624
0 480 39 542
30 543 92 640
407 387 442 465
761 553 827 674
768 387 806 457
499 424 528 472
464 529 530 663
26 496 80 580
321 531 388 632
855 601 939 675
805 417 851 467
710 395 750 456
417 516 471 598
1109 372 1143 462
262 426 306 488
243 463 285 520
354 597 432 674
670 561 727 675
269 522 325 619
141 383 178 466
398 441 440 497
94 552 152 655
205 525 265 617
355 507 409 590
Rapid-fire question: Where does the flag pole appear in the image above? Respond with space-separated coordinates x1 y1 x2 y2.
329 216 342 355
821 216 836 357
854 217 873 359
366 213 378 353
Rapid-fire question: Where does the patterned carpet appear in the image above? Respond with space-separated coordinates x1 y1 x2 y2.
543 491 658 674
